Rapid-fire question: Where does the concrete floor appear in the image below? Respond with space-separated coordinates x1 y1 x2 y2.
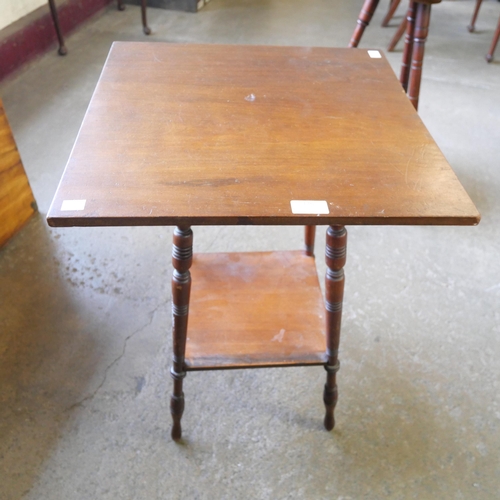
1 0 499 498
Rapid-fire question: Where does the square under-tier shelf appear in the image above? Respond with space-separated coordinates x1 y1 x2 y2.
185 250 327 370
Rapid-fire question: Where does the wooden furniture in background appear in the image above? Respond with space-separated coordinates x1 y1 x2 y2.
381 0 402 27
117 0 150 35
0 99 37 248
468 0 483 32
350 0 442 109
488 17 500 62
47 43 480 441
48 0 150 56
468 0 500 62
48 0 67 55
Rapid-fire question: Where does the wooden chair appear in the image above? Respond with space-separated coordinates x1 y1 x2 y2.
48 0 150 56
349 0 442 110
468 0 500 63
381 0 402 27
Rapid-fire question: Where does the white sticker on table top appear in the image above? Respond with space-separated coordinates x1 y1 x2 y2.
290 200 329 215
61 199 86 211
368 50 382 59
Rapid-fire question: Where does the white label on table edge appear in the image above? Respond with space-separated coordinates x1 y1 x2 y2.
368 50 382 59
290 200 329 215
61 199 86 211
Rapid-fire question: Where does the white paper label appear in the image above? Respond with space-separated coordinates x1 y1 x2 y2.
368 50 382 59
290 200 329 215
61 199 86 211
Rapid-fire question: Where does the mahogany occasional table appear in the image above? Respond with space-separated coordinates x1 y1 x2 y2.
47 42 480 441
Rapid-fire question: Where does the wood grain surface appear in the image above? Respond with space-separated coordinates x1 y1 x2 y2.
47 42 480 227
185 251 326 370
0 99 36 247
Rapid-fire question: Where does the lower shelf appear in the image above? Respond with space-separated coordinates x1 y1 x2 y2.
185 250 327 371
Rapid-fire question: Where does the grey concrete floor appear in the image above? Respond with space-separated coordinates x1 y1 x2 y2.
1 0 499 498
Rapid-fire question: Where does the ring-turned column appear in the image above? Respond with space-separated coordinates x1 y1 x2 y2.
323 225 347 430
170 226 193 441
349 0 381 48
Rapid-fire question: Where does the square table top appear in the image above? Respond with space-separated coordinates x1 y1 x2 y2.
47 42 480 227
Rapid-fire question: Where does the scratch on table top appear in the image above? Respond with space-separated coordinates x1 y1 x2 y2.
404 144 429 190
271 329 286 342
486 283 500 292
152 51 163 63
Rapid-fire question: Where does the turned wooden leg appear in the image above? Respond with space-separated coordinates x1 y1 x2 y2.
117 0 125 11
349 0 381 48
468 0 483 32
382 0 402 27
400 1 417 91
48 0 67 55
388 16 407 51
304 226 316 257
407 2 432 110
323 225 347 431
141 0 151 35
486 15 500 63
170 226 193 441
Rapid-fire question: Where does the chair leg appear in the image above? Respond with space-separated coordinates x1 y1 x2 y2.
400 1 417 91
118 0 150 34
349 0 381 48
388 16 407 51
468 0 483 32
141 0 151 35
407 2 433 110
48 0 67 55
486 15 500 62
381 0 402 27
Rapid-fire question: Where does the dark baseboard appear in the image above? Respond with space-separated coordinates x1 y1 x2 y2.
0 0 114 82
123 0 201 14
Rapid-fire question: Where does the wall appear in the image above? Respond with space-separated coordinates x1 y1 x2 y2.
0 0 113 81
0 0 46 31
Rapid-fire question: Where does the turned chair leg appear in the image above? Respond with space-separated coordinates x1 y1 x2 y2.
468 0 483 32
399 1 417 91
407 2 433 110
382 0 402 27
486 15 500 62
48 0 67 55
349 0 381 47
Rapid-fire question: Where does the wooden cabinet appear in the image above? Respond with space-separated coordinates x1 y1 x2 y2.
0 98 37 247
